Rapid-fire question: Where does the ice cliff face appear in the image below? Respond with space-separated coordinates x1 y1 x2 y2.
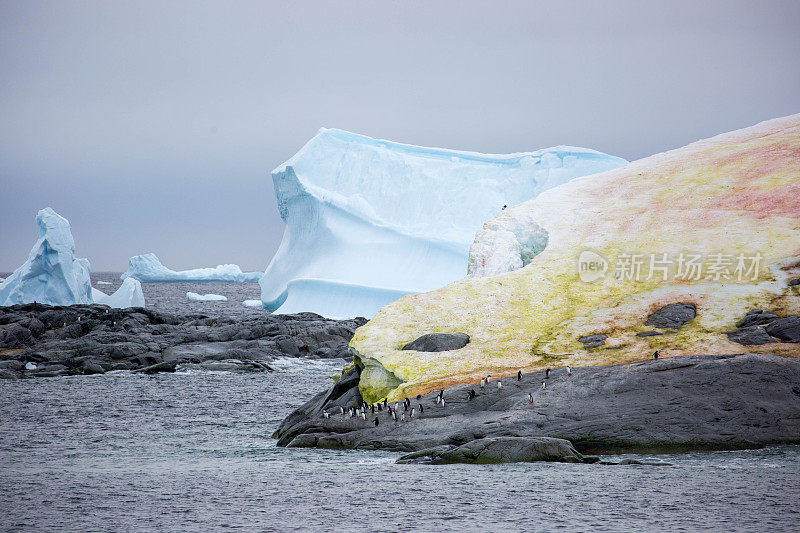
350 115 800 403
122 253 261 282
0 208 93 306
0 208 145 308
260 128 627 318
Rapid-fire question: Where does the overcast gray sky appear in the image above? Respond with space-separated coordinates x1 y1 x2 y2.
1 0 798 272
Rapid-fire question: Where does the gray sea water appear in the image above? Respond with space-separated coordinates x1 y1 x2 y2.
2 278 799 531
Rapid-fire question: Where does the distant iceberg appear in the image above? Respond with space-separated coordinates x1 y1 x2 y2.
260 128 627 318
96 280 112 285
0 208 145 308
242 299 263 307
187 292 228 302
93 278 146 308
122 253 261 282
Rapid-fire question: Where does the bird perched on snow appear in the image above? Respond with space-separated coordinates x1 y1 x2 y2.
517 370 522 381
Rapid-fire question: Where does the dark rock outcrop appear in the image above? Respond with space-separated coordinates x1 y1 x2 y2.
396 437 589 464
274 353 800 457
765 316 800 343
578 334 607 348
0 303 367 378
644 303 696 329
726 326 776 346
727 312 799 346
737 312 779 329
402 333 469 352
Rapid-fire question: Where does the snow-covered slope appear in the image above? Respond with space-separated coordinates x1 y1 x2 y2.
0 208 93 306
92 278 146 308
122 253 261 282
1 208 145 308
261 128 627 318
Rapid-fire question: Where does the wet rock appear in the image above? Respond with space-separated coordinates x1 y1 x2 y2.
764 316 800 343
135 361 177 374
80 360 105 375
788 278 800 286
635 331 662 337
1 324 33 348
644 303 696 329
402 333 470 352
726 326 776 346
618 458 672 466
396 437 586 465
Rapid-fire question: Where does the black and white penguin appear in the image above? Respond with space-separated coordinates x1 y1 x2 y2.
322 410 330 419
496 380 503 391
361 411 366 421
517 370 522 381
468 389 476 400
653 350 660 360
391 409 397 421
545 368 551 379
440 398 446 408
480 378 486 388
339 406 345 415
419 404 424 414
401 412 406 422
541 381 546 390
567 366 572 376
416 394 422 401
383 398 388 409
528 392 534 404
410 408 415 420
377 403 382 412
374 417 379 427
371 405 375 414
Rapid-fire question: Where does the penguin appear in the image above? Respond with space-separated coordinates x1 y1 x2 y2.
410 408 415 420
377 403 382 412
567 366 572 376
517 370 522 381
361 411 367 421
653 350 660 360
468 389 476 400
77 316 81 322
480 378 486 388
383 398 388 409
418 404 424 414
371 405 375 414
545 368 551 379
391 409 397 421
401 412 406 422
416 394 422 401
339 406 345 415
374 417 379 427
403 402 408 412
528 392 534 404
441 398 446 408
486 374 492 384
496 380 503 391
322 410 330 419
502 205 507 210
541 381 546 390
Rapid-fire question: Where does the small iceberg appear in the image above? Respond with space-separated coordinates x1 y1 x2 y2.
93 278 146 308
187 292 228 302
242 299 263 307
96 280 112 285
122 253 261 282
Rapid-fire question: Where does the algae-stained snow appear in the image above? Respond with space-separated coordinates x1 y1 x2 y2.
352 115 800 402
260 128 627 319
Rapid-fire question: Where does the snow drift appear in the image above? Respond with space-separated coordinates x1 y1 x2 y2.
260 128 627 318
0 208 145 308
122 253 261 282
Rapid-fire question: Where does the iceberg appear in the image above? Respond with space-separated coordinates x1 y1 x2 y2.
122 253 261 282
0 208 147 308
187 292 227 302
96 280 112 285
242 299 263 307
260 128 627 318
0 208 93 306
92 278 146 308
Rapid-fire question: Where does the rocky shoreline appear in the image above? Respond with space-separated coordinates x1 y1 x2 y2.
274 353 800 463
0 303 365 379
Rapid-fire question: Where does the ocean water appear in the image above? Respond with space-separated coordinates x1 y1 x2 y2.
2 280 800 531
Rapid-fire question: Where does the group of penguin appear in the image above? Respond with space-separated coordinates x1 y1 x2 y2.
321 364 577 425
321 394 439 426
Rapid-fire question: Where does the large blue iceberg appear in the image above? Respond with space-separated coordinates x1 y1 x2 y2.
260 128 628 318
1 208 145 308
122 253 261 282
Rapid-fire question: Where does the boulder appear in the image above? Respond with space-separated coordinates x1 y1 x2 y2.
764 316 800 343
644 303 696 329
402 333 470 352
396 437 586 464
726 326 776 346
737 312 778 328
